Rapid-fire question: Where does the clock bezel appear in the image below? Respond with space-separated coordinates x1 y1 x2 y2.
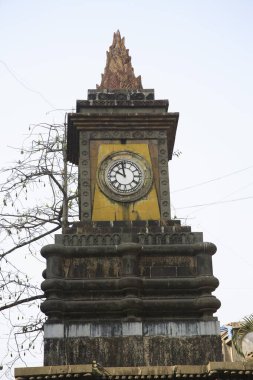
97 151 153 203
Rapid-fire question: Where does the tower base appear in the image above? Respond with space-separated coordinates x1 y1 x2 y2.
44 321 222 366
41 223 222 367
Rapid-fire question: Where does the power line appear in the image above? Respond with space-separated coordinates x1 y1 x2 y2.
176 181 253 217
172 165 253 193
176 195 253 209
0 60 55 109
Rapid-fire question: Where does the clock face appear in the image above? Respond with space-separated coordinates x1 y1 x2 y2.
107 160 142 194
97 151 153 203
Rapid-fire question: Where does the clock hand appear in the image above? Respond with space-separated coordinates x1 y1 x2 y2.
114 169 125 178
115 171 124 177
121 161 126 177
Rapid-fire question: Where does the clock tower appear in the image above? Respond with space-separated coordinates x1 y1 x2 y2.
41 31 222 367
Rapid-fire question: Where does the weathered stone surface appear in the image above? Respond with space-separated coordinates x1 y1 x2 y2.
87 89 155 102
41 242 220 320
44 335 223 366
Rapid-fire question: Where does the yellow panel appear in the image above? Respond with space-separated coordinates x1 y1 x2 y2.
92 144 160 221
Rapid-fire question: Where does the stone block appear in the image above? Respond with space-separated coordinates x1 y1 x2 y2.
44 335 222 366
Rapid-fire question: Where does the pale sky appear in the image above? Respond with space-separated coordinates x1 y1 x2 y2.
1 0 253 375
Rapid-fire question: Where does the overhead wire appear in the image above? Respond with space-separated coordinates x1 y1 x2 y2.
171 164 253 193
176 195 253 210
0 59 55 109
172 165 253 216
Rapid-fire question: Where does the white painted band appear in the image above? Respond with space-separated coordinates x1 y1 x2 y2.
44 321 220 339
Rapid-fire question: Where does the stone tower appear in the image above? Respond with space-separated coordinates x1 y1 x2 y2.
41 31 222 366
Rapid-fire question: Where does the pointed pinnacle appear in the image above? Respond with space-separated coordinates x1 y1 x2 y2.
97 30 143 90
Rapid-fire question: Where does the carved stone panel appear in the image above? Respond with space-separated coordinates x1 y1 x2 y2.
63 257 121 279
140 256 197 277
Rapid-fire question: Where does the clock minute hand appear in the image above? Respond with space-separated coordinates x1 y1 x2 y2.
121 161 126 177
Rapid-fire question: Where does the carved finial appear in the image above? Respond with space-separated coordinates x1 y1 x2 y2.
97 30 143 90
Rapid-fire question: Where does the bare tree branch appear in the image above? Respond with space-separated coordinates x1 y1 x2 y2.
0 294 45 312
0 224 62 259
0 122 79 370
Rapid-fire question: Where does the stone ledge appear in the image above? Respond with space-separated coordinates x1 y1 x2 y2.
15 362 253 379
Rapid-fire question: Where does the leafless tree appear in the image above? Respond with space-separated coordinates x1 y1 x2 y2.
0 122 78 376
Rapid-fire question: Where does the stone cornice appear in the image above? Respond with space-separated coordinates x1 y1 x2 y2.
67 112 179 165
15 362 253 380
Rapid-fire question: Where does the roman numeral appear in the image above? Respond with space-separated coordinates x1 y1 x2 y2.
111 180 119 188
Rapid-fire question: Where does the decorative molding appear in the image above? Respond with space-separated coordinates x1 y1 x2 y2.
60 233 121 246
77 99 168 110
87 89 155 102
89 130 162 140
56 232 201 247
79 131 91 221
158 134 171 220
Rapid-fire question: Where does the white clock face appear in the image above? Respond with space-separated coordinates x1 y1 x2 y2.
97 151 153 203
107 160 142 194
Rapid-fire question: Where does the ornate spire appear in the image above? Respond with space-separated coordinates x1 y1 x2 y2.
97 30 143 90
